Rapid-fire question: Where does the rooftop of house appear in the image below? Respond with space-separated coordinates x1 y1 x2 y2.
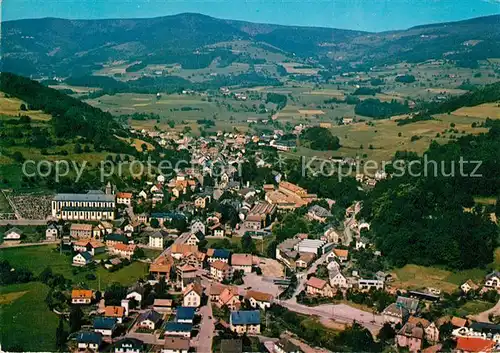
93 317 117 330
153 299 173 307
137 309 162 324
116 192 133 199
114 338 143 349
407 316 431 328
104 233 129 243
332 248 349 258
176 306 196 321
70 223 93 231
104 306 125 318
164 337 190 350
230 310 261 325
5 227 23 235
76 251 93 261
76 331 102 344
306 276 327 290
219 287 240 305
209 283 236 296
231 253 253 267
383 303 409 318
451 316 468 327
396 296 420 312
244 290 273 302
183 282 203 297
164 322 193 332
398 322 424 339
308 205 332 217
74 239 105 248
111 243 137 252
72 289 93 299
55 192 115 202
469 321 500 335
455 337 496 353
211 260 231 271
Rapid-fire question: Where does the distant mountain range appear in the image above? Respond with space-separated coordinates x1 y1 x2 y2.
2 13 500 77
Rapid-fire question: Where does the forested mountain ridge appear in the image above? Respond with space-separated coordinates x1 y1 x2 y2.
2 13 500 76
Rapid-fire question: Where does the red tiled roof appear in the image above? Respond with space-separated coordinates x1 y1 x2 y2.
116 192 133 199
245 290 273 302
306 276 327 289
231 253 253 267
72 289 92 299
211 260 230 271
455 337 495 352
104 306 125 317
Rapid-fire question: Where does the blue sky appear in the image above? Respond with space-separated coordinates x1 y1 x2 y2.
3 0 499 32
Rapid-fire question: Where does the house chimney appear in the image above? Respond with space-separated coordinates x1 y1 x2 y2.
121 299 130 316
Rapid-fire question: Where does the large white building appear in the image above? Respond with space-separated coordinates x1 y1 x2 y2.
294 239 326 255
51 191 116 221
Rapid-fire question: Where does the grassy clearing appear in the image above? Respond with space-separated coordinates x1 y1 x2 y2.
116 135 155 152
456 300 495 316
206 235 275 257
391 264 488 293
474 196 497 206
0 191 13 213
453 103 500 119
0 282 59 351
48 83 102 94
0 245 149 289
0 93 53 121
0 290 28 305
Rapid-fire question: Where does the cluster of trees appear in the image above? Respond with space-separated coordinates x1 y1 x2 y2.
354 98 411 119
360 123 500 270
266 93 287 110
0 260 34 285
196 118 215 128
396 113 434 126
395 74 416 83
67 71 282 96
370 78 385 86
427 81 500 114
300 127 340 150
353 87 381 96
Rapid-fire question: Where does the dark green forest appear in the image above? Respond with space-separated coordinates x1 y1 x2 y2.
300 127 341 150
428 81 500 114
354 98 411 119
360 123 500 270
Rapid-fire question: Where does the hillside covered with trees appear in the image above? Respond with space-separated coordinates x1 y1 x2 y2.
360 123 500 270
0 72 133 154
300 127 340 151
